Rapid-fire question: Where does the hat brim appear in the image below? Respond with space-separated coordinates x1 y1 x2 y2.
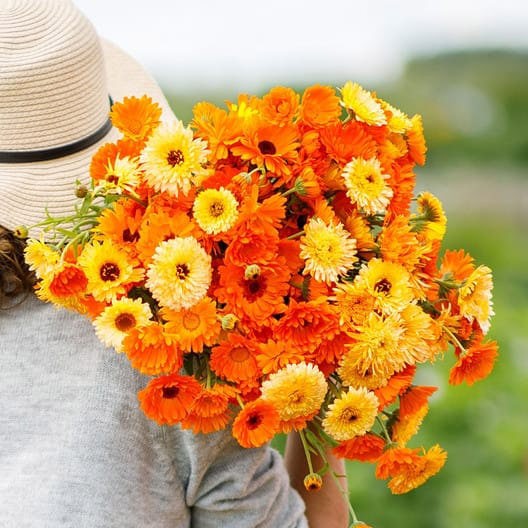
0 39 174 236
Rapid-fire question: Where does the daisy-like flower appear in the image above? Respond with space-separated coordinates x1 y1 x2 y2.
146 237 211 311
333 281 376 329
141 120 210 197
210 332 260 383
256 340 305 375
448 338 498 386
192 187 239 235
138 373 202 425
78 240 144 302
379 100 412 134
322 387 379 441
342 157 393 215
48 263 88 298
109 95 162 141
260 362 327 421
232 399 280 448
413 192 447 241
337 357 390 391
333 433 386 462
24 239 60 278
93 297 152 352
300 218 358 284
391 404 429 447
458 265 494 334
340 82 387 126
96 155 142 195
161 297 221 353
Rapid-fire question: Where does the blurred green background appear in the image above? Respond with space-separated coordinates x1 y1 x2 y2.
165 49 528 527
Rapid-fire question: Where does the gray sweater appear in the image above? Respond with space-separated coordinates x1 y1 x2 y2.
0 295 307 528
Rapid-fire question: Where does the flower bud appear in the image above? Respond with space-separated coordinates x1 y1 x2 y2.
303 472 323 492
244 264 261 281
75 185 89 198
13 225 28 239
221 314 238 331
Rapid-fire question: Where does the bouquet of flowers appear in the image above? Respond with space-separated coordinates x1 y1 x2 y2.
24 82 497 526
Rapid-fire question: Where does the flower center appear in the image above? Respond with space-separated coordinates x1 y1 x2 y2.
230 346 250 363
123 228 140 243
114 312 136 332
162 386 179 399
289 390 305 405
182 312 201 331
374 278 392 294
167 149 185 166
100 262 120 282
106 174 119 185
175 263 190 280
209 201 225 217
341 408 358 422
246 412 263 430
258 140 276 155
243 276 266 301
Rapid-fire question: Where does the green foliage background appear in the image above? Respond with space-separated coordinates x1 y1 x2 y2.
164 49 528 527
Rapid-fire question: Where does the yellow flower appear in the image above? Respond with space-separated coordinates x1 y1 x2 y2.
399 304 437 364
192 187 239 235
146 237 211 310
141 120 210 196
300 218 357 284
338 355 389 391
93 297 152 352
333 280 376 329
413 192 447 242
322 387 379 441
354 258 415 314
79 240 144 302
458 265 494 334
392 405 429 447
379 100 412 134
303 473 323 491
342 157 393 215
260 362 327 421
340 81 386 126
24 239 60 279
97 155 142 194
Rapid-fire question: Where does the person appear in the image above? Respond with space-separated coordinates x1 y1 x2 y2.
0 1 349 527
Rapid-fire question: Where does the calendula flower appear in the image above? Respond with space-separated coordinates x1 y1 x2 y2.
340 82 386 126
138 373 202 425
299 84 342 128
458 265 494 334
24 239 60 278
334 281 376 329
333 433 386 462
141 120 210 196
79 240 144 302
406 114 427 165
192 187 239 235
413 192 447 241
256 340 305 375
232 399 280 448
109 95 162 141
380 100 412 134
300 218 358 284
322 387 379 441
261 362 327 421
342 157 393 215
338 356 389 391
48 263 88 298
93 297 152 352
210 332 260 383
391 404 429 447
261 86 300 126
146 237 211 311
449 338 498 386
96 155 142 194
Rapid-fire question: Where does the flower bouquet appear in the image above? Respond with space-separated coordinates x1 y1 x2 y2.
24 83 498 526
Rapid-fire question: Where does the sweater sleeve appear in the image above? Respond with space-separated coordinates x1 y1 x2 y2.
176 428 308 528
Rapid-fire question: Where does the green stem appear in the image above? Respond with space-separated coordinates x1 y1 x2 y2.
298 429 315 475
376 415 393 444
327 467 359 525
443 325 467 355
286 231 304 240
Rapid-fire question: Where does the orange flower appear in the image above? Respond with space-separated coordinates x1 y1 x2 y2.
392 403 429 447
319 121 377 164
224 229 280 267
49 263 88 298
299 85 341 128
256 340 305 375
123 323 182 376
333 433 386 462
231 124 300 179
90 139 142 183
440 249 475 282
449 338 498 386
210 333 260 383
110 95 162 141
373 364 416 409
399 385 437 418
385 162 416 219
232 399 280 448
161 297 220 353
261 86 300 126
274 298 340 354
138 373 201 425
406 114 427 166
375 446 422 480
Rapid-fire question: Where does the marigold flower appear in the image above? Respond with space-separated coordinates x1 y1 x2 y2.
373 364 416 409
449 338 498 386
261 86 300 126
322 387 379 441
193 187 239 235
458 265 494 334
256 340 305 375
391 404 429 447
399 385 437 418
232 399 280 448
90 140 142 183
110 95 161 141
299 85 341 128
48 263 88 298
261 362 327 421
333 433 386 462
210 333 260 383
24 240 60 279
138 373 201 426
406 114 427 165
414 192 447 242
340 82 387 126
380 100 412 134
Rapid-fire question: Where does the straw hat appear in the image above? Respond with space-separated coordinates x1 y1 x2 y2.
0 0 173 235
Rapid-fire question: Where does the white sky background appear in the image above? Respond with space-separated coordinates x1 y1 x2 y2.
75 0 528 92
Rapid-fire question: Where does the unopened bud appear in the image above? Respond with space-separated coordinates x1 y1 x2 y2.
303 473 323 492
13 225 28 239
221 314 238 331
75 185 89 198
244 264 261 281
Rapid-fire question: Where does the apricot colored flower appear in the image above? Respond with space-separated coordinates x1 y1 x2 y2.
93 297 152 352
110 95 162 141
261 86 300 126
146 237 212 310
261 362 327 421
342 157 393 215
319 122 377 164
193 187 239 235
210 333 260 383
123 322 182 376
333 433 386 462
161 297 220 353
392 403 429 447
406 114 427 165
449 338 498 386
322 387 379 441
333 281 376 329
138 373 201 425
232 399 280 448
256 340 305 375
141 120 210 196
340 82 386 126
299 85 341 128
300 218 357 284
